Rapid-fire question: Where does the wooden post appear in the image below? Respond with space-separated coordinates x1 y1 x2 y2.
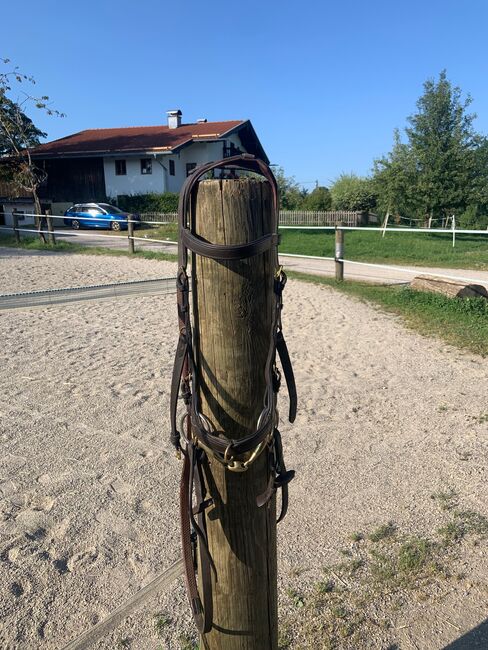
46 209 56 245
335 224 344 281
192 178 277 649
127 216 135 254
12 209 20 244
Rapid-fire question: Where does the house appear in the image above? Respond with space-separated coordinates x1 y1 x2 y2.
29 110 269 213
0 180 38 227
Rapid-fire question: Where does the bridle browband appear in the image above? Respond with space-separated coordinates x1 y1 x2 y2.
169 153 296 634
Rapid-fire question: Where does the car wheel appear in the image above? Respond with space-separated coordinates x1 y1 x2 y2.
111 221 121 231
72 220 80 230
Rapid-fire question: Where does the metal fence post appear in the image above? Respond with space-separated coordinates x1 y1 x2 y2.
12 209 20 244
127 217 135 254
335 224 344 281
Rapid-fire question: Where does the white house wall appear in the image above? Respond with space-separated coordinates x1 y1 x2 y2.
103 156 166 199
165 134 245 193
103 132 246 199
1 202 36 227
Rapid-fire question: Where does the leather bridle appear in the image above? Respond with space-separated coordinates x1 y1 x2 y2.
169 154 297 634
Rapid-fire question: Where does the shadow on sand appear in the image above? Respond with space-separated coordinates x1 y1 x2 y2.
442 617 488 649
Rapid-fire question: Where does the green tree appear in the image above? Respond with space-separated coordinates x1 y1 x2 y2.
330 173 376 211
272 166 308 210
469 136 488 213
0 58 63 215
302 185 332 210
0 94 46 156
373 129 418 218
405 70 477 221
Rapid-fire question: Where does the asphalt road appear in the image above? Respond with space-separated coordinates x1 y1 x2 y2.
36 230 488 289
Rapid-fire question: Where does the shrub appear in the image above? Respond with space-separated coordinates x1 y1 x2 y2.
117 192 179 213
458 204 488 230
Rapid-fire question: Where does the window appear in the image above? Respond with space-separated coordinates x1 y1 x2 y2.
169 160 175 176
186 162 197 177
115 159 126 176
141 158 152 175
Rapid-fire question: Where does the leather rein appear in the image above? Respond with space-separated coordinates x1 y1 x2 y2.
169 154 297 634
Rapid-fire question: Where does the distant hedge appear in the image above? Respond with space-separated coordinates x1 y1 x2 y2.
117 192 179 213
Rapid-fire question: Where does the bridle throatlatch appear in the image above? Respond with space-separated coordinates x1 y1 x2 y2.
169 154 297 634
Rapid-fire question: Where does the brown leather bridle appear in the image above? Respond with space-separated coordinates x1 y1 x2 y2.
169 154 297 634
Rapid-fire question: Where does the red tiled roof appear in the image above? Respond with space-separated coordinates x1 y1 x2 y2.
31 120 244 156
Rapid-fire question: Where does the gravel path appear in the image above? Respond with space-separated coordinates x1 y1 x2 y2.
0 250 487 649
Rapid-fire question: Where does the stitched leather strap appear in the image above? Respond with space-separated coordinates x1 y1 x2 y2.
170 154 296 636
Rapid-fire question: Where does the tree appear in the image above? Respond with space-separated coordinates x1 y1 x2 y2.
0 58 63 216
405 70 477 221
372 71 488 227
272 166 308 210
302 185 332 210
329 173 376 211
373 129 418 218
0 94 46 155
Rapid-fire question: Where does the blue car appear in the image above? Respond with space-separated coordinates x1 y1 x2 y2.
64 203 140 231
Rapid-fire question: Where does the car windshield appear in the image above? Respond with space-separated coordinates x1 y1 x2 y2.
98 204 125 214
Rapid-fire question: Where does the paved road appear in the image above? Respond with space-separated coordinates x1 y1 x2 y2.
44 231 488 289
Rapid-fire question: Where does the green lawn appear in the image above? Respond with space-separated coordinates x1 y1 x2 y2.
16 222 488 270
0 233 177 262
279 228 488 270
288 271 488 357
128 225 488 270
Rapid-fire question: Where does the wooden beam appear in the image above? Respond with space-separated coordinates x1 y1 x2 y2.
411 275 488 300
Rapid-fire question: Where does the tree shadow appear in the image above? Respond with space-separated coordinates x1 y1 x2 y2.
442 617 488 649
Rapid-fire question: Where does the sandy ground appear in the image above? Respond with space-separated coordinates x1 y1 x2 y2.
0 249 487 650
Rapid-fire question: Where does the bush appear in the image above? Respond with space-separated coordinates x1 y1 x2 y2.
330 174 376 211
458 205 488 230
302 186 332 211
117 192 179 213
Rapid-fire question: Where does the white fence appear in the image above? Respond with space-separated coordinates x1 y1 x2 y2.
137 210 377 226
279 210 376 226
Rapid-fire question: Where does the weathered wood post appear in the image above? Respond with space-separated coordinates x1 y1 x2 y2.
193 177 278 649
335 223 344 281
127 216 135 254
45 209 56 245
12 209 20 244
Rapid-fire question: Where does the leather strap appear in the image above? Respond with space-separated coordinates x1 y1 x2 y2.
170 154 296 635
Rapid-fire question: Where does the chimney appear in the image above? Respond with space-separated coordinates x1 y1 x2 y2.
197 118 207 123
167 109 182 129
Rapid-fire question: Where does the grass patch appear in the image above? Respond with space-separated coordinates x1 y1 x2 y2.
431 488 458 511
368 522 397 543
279 228 488 269
178 633 198 650
0 233 177 263
154 612 171 636
287 271 488 357
282 506 487 649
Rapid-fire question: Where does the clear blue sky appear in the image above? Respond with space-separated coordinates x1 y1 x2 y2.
3 0 488 189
